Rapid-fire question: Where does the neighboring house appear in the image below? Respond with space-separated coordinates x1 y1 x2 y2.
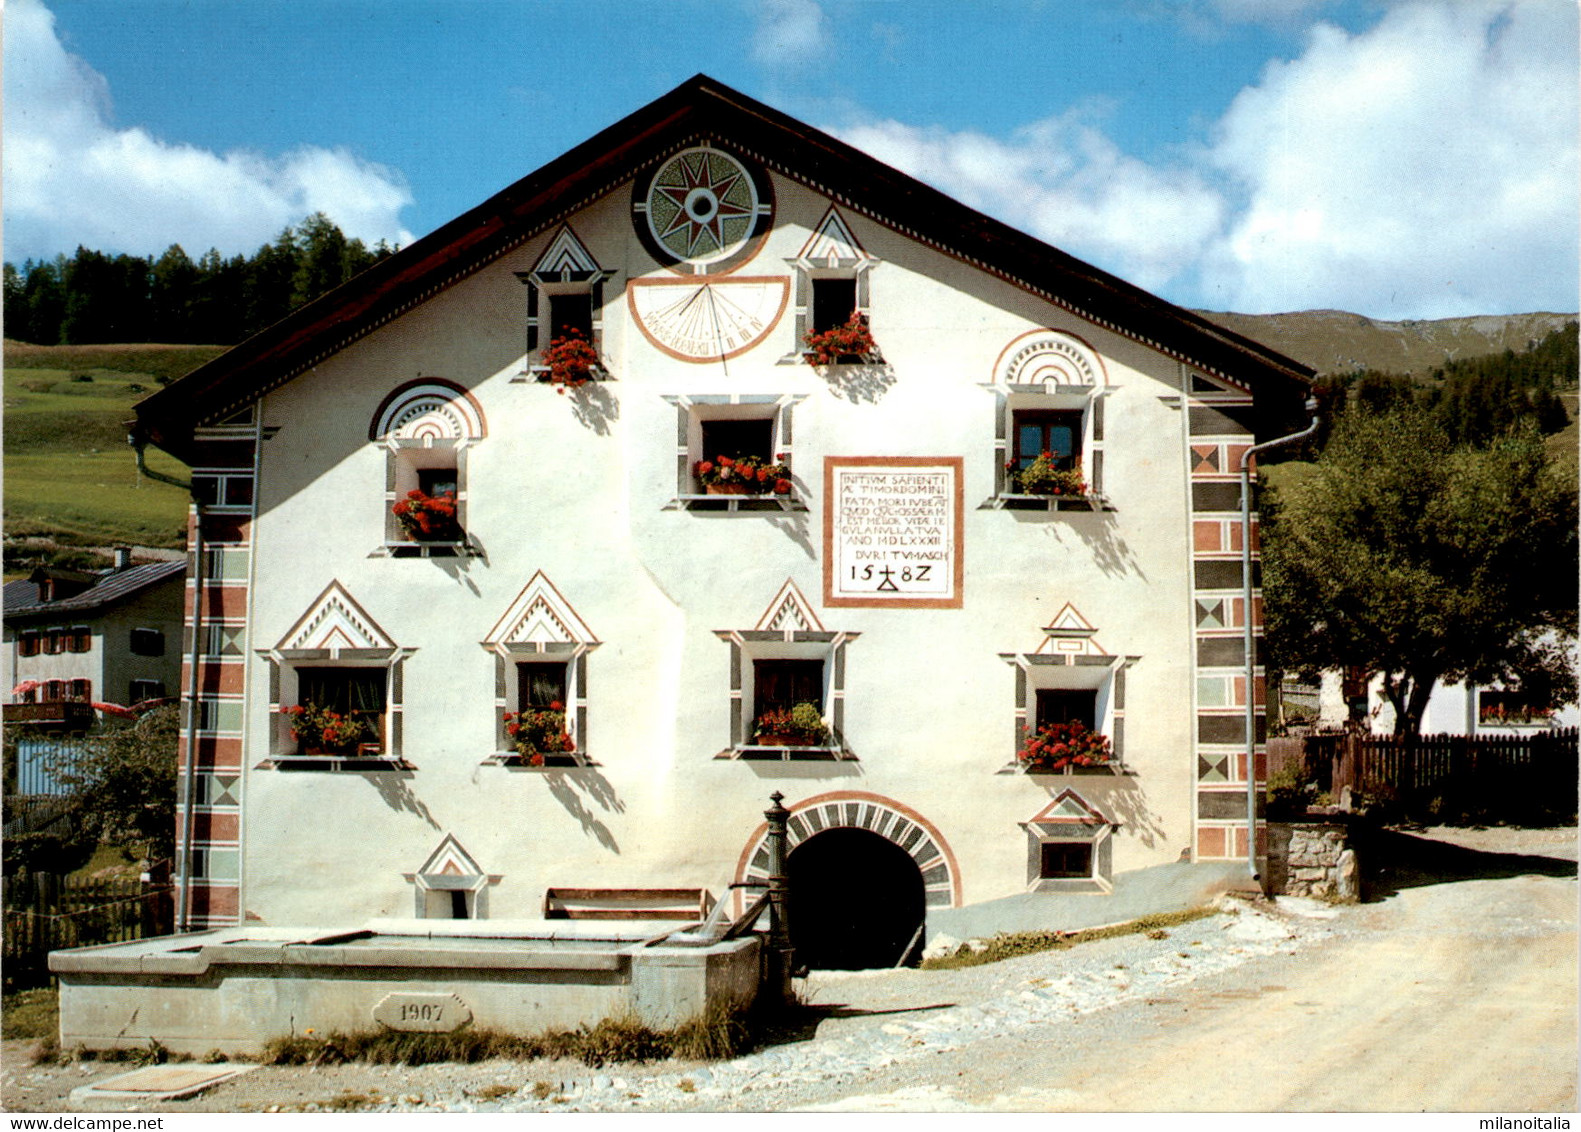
131 76 1313 959
3 551 186 722
1317 661 1580 737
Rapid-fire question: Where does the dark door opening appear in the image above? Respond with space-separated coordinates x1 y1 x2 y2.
787 827 925 970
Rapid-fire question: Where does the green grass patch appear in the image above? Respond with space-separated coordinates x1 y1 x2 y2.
2 988 59 1040
261 1003 761 1069
3 342 214 548
920 906 1221 971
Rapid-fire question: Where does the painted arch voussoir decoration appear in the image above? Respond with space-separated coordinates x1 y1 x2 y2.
992 328 1108 390
735 791 962 909
369 378 487 443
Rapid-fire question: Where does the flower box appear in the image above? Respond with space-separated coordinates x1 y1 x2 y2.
803 313 879 366
287 703 381 756
753 702 828 747
1018 719 1115 773
542 329 597 391
1006 453 1086 497
694 454 792 496
392 489 461 542
504 704 576 766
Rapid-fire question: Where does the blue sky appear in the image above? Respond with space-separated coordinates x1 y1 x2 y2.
6 0 1577 319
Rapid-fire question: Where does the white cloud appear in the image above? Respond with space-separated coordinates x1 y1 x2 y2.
830 0 1577 318
2 0 414 264
1201 0 1579 317
835 110 1225 295
752 0 831 67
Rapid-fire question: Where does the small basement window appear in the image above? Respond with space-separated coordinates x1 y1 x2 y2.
1039 841 1094 879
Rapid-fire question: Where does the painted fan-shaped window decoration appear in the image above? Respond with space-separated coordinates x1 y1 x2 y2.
368 380 485 554
370 379 487 444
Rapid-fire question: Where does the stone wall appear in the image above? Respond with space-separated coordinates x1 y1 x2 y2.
1265 820 1359 901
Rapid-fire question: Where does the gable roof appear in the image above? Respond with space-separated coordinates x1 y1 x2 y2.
3 561 186 623
133 74 1313 463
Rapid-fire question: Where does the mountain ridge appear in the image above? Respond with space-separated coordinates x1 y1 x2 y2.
1194 309 1577 378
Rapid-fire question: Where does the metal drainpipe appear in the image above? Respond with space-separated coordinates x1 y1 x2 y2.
1238 397 1320 881
130 428 201 930
175 503 206 931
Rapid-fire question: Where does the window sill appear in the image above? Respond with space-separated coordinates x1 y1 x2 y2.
512 365 611 384
983 493 1113 513
375 539 480 559
264 753 412 772
1000 763 1130 776
666 494 807 513
484 751 596 769
1029 876 1113 895
723 744 854 761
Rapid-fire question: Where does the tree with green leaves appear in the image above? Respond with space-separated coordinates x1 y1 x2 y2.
1263 410 1578 736
54 705 180 865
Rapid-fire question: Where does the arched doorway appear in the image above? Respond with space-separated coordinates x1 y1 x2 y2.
788 827 925 970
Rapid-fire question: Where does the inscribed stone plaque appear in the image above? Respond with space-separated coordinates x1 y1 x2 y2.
823 457 964 608
372 991 472 1032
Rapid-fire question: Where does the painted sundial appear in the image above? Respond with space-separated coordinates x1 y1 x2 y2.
632 146 774 274
627 275 790 363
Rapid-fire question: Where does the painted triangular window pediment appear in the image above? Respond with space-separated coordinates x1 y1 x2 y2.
415 834 484 879
275 582 396 653
1033 602 1108 658
794 208 874 270
1029 788 1110 826
530 225 605 284
755 579 824 635
483 571 598 649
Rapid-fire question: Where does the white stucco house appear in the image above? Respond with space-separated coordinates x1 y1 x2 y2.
131 77 1313 965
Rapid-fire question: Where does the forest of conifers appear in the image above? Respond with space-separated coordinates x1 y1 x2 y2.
3 213 394 347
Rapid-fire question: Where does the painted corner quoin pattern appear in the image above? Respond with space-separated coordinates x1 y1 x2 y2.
132 76 1312 958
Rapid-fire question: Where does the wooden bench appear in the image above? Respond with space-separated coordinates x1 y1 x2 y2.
542 887 715 922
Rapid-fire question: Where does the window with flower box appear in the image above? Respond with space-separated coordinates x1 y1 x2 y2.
500 660 581 767
371 379 484 558
516 225 609 388
665 396 805 512
288 667 388 756
264 582 411 769
68 679 91 702
1002 607 1131 776
987 330 1111 513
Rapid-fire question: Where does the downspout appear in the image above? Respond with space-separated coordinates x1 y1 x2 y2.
128 430 192 492
134 426 202 931
1238 396 1319 881
176 506 205 931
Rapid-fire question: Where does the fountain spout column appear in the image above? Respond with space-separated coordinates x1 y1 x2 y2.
764 791 796 1004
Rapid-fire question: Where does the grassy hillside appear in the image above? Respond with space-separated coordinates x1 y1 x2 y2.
4 341 225 548
1196 309 1577 377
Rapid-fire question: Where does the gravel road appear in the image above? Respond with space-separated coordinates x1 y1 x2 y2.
4 824 1574 1114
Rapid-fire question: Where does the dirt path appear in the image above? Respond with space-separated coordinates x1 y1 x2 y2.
4 825 1574 1113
